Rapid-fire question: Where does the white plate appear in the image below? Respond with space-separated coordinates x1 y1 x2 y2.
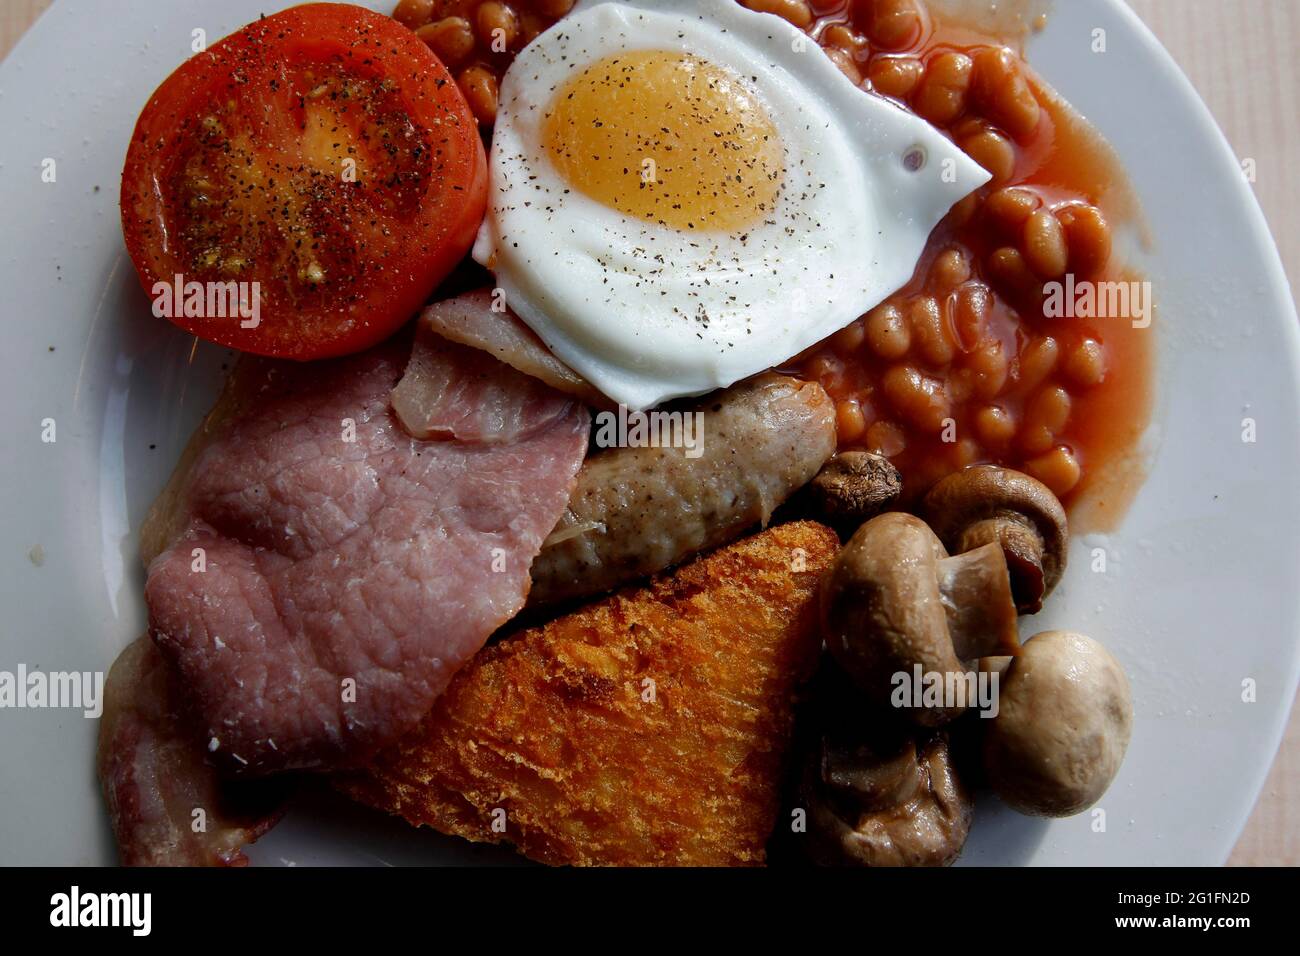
0 0 1296 866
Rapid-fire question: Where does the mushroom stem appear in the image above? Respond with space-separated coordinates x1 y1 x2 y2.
822 512 1023 726
821 737 923 810
936 542 1021 662
958 517 1048 613
923 466 1069 615
804 730 973 867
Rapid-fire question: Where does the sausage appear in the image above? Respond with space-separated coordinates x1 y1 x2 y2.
528 373 837 605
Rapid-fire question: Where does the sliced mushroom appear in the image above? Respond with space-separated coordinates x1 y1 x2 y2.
983 630 1133 817
803 727 972 867
821 512 1020 726
804 450 902 530
923 465 1068 613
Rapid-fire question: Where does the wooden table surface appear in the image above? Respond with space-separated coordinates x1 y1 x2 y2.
2 0 1296 865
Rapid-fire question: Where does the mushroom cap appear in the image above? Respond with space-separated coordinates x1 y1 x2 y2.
983 630 1133 817
822 513 964 726
806 450 902 529
923 465 1068 614
803 729 972 867
821 512 1019 726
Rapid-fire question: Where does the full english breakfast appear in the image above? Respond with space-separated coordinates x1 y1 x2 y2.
100 0 1150 866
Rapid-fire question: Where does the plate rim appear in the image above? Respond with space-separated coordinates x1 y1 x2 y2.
1103 0 1300 860
0 0 1297 865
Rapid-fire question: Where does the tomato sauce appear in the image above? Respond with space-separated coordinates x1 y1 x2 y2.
784 0 1155 526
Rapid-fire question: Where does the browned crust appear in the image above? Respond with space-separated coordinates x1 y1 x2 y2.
336 521 840 866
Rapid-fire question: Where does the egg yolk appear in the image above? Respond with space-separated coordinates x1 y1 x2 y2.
542 50 784 233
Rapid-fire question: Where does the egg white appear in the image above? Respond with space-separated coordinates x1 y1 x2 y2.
474 0 991 410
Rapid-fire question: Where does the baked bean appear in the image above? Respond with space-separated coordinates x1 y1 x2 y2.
865 302 911 359
909 459 956 498
909 295 955 366
1024 445 1082 496
1057 203 1113 277
836 398 869 443
983 187 1040 237
518 22 540 46
946 192 979 229
1017 425 1052 457
883 364 950 432
534 0 577 16
459 65 500 125
971 46 1041 139
825 47 864 86
1017 335 1059 391
417 17 476 68
740 0 813 29
869 0 923 50
959 126 1016 184
823 24 868 56
1026 385 1072 434
987 246 1039 296
951 437 982 469
476 2 520 51
949 369 974 404
831 318 866 356
912 52 973 126
1021 387 1072 456
867 421 907 458
807 352 847 393
1022 209 1068 279
974 404 1016 447
393 0 435 29
1064 337 1108 387
953 281 992 350
929 247 971 292
966 339 1009 400
869 56 924 99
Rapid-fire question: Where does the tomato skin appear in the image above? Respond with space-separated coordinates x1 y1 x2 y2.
121 3 487 360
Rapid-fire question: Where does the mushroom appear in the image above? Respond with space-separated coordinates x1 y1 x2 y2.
802 726 973 867
983 630 1133 817
923 465 1068 614
805 450 902 530
821 512 1020 726
978 654 1014 683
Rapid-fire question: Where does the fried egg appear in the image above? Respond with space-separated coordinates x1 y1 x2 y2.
474 0 990 410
